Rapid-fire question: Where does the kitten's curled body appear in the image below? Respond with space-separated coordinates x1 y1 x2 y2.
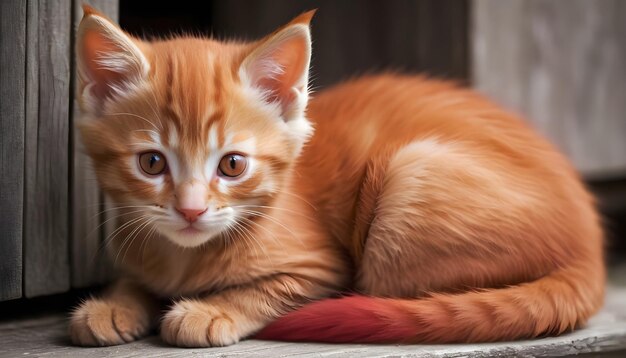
70 7 604 347
259 75 605 342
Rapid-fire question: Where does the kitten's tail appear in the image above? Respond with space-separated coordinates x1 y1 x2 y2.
255 263 604 343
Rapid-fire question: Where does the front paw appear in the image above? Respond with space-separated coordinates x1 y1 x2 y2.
69 299 151 346
161 300 240 347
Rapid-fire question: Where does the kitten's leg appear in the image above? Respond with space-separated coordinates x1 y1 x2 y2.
356 139 596 297
160 274 331 347
69 279 160 346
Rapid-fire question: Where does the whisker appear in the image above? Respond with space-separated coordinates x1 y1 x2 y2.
100 215 146 250
237 209 300 239
130 141 161 148
115 216 153 265
222 226 243 259
268 188 317 211
121 217 157 264
238 216 286 252
239 209 305 248
79 202 158 210
231 221 265 262
84 208 150 243
232 204 312 218
106 112 162 131
234 221 274 265
133 128 161 138
91 205 155 220
99 215 150 255
139 221 158 264
230 222 255 256
147 89 165 130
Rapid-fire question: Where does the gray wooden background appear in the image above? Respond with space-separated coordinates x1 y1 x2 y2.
1 0 625 301
473 0 626 177
0 0 118 301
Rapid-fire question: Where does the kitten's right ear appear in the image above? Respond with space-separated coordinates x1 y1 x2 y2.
76 5 149 114
239 11 315 121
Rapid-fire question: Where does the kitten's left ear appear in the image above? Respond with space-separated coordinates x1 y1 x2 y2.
239 11 315 121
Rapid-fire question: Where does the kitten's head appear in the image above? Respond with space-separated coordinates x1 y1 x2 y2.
76 6 314 248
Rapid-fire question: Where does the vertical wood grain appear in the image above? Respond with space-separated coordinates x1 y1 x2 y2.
211 0 469 88
24 0 72 297
71 0 119 288
473 0 626 176
0 0 26 301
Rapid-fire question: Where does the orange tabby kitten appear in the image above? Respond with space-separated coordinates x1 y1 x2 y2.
70 6 604 347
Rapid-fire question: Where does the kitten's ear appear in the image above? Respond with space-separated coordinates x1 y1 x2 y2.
239 10 315 121
76 5 150 114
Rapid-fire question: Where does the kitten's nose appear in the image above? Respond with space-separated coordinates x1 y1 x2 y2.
175 180 208 223
176 207 207 223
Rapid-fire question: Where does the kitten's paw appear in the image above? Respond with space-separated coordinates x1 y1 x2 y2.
161 300 240 347
69 299 150 346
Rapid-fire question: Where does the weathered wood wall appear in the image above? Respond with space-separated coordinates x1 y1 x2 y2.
0 0 118 300
0 0 27 301
23 0 72 298
473 0 626 176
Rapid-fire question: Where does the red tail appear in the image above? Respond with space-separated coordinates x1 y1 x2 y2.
256 295 418 343
256 264 603 343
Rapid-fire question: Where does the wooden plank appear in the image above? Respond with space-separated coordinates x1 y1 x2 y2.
472 0 626 176
0 0 26 301
23 0 72 297
1 286 626 356
211 0 469 88
70 0 119 288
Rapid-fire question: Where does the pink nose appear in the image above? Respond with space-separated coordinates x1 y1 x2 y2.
176 207 207 223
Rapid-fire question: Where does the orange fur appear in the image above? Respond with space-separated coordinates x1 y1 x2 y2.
70 6 604 347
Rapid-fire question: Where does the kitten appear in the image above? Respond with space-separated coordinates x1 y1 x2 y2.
70 6 604 347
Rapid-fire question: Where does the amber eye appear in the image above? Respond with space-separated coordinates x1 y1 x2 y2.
139 152 167 176
218 153 247 178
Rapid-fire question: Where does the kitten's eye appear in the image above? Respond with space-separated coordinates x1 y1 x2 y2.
139 151 167 176
218 153 247 178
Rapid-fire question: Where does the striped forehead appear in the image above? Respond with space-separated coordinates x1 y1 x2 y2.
155 46 223 129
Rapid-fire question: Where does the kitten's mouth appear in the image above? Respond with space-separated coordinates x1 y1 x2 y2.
179 225 203 235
